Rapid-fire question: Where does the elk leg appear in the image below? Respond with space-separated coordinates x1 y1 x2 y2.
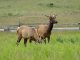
47 36 50 43
24 38 28 46
44 39 46 44
16 36 22 46
29 39 32 43
42 37 46 44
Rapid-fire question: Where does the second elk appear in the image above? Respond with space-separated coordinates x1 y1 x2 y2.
16 25 41 46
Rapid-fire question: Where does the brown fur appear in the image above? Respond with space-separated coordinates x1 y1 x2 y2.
37 15 58 43
16 25 41 46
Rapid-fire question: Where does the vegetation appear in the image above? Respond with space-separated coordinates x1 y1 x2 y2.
0 0 80 60
0 31 80 60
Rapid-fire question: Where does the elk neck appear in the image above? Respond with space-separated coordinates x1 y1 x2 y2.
47 23 53 33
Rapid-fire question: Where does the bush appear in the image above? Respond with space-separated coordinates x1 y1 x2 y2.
48 3 54 7
8 13 13 16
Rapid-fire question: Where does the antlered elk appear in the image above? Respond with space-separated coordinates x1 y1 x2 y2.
37 15 58 43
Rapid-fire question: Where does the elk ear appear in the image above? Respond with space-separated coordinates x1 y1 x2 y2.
45 15 50 17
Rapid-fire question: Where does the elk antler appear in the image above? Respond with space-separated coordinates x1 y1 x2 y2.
45 15 50 17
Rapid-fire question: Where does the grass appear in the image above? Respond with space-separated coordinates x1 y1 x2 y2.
0 31 80 60
0 0 80 59
0 0 80 26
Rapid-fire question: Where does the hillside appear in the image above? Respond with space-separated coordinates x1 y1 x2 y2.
0 0 80 25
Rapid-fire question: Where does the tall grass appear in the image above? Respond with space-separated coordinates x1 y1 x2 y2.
0 31 80 60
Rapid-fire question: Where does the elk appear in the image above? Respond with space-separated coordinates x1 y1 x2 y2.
16 25 41 46
37 15 58 43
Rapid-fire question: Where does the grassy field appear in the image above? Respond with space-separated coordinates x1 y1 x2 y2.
0 0 80 25
0 0 80 60
0 31 80 60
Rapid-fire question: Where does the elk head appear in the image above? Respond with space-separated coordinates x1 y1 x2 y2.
45 14 58 24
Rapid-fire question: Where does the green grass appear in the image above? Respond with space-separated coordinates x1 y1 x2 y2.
0 0 80 25
0 31 80 60
0 0 80 59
